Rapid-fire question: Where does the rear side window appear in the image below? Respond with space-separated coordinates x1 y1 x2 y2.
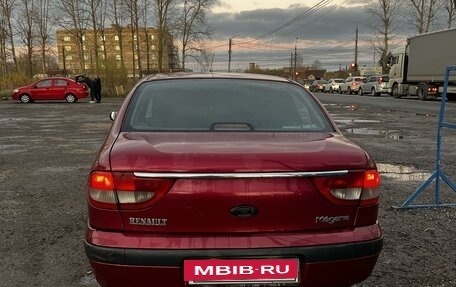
36 80 52 88
381 76 390 82
123 79 334 132
54 79 68 86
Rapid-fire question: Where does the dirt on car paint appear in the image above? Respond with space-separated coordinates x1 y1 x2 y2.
0 98 455 287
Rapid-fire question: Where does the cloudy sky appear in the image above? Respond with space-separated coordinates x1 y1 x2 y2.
189 0 447 72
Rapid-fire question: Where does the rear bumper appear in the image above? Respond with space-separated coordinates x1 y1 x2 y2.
85 237 382 266
85 225 382 287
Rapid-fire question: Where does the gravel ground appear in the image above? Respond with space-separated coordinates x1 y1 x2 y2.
0 97 455 287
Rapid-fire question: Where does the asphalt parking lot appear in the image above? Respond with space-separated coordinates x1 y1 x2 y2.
1 96 455 286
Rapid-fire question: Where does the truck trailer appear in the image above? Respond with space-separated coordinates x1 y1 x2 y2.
388 28 456 100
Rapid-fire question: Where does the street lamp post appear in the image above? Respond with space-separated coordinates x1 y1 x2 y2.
228 33 241 72
294 37 298 80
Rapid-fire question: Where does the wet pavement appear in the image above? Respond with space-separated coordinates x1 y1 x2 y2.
1 96 456 287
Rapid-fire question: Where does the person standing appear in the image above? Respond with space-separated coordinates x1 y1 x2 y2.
93 76 102 103
77 76 95 103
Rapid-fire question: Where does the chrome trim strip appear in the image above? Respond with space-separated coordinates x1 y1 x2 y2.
134 170 348 179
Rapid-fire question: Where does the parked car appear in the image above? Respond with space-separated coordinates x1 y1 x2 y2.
309 79 328 92
338 76 366 94
302 79 315 89
359 75 390 96
11 77 89 103
324 78 345 93
85 73 383 287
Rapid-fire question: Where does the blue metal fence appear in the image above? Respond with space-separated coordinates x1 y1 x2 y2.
399 65 456 209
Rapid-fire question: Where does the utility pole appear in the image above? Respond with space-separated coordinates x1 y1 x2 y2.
354 26 359 73
294 37 298 80
228 38 232 73
290 53 293 78
228 33 240 73
62 46 66 76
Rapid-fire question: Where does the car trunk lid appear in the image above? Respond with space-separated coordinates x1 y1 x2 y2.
110 132 369 233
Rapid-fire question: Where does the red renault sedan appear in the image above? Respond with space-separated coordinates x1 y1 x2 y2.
11 77 89 103
85 73 382 287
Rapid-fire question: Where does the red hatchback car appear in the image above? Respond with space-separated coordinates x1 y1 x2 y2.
85 73 382 287
11 77 89 103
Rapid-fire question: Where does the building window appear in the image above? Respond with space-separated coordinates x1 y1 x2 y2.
116 55 121 61
64 36 71 42
64 46 71 51
114 35 119 41
100 54 105 60
134 55 138 60
99 45 105 51
82 36 86 41
85 64 90 70
99 35 105 41
150 35 155 40
65 55 73 60
115 45 120 51
151 44 155 50
83 45 86 51
84 55 89 60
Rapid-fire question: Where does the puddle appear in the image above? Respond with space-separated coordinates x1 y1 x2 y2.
335 119 381 124
323 104 359 111
343 128 403 139
377 163 432 181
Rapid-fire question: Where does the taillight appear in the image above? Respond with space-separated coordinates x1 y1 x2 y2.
88 171 175 210
311 170 380 206
378 78 383 85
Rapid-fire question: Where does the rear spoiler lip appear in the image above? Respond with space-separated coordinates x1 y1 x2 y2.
134 170 349 179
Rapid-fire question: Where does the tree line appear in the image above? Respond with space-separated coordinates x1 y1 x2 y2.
0 0 214 83
367 0 456 74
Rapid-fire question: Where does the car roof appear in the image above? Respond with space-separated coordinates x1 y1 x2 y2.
38 77 75 82
143 72 292 83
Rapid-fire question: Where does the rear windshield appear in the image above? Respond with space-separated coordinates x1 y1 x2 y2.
381 76 390 82
123 79 334 132
354 78 365 82
334 79 344 83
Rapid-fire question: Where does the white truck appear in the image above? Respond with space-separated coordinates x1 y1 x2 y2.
388 28 456 100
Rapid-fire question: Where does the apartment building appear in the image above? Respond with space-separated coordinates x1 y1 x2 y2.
56 25 178 76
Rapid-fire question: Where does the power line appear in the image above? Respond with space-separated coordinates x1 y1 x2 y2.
237 0 335 44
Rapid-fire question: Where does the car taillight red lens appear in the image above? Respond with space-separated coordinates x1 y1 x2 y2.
88 172 175 210
378 78 383 85
311 170 380 206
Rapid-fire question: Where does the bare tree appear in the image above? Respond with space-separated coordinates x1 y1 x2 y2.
0 4 7 74
0 0 18 70
35 0 53 73
408 0 443 33
98 0 109 70
179 0 213 71
141 0 152 73
123 0 144 77
55 0 89 73
445 0 456 27
366 0 401 73
154 0 175 72
15 0 36 76
108 0 127 69
84 0 103 72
